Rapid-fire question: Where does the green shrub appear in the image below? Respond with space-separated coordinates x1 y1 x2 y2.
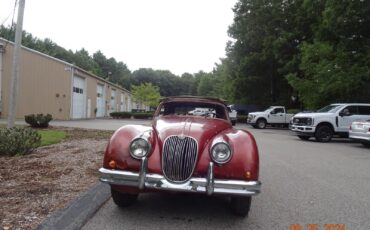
0 127 41 156
25 114 53 128
133 112 154 119
237 115 248 123
287 109 301 114
110 112 132 119
110 112 154 119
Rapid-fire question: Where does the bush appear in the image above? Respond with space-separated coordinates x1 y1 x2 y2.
110 112 154 119
0 127 41 156
25 114 53 128
287 109 301 114
110 112 132 119
133 112 154 119
237 115 248 123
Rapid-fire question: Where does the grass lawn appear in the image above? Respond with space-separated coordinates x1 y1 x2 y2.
38 130 66 146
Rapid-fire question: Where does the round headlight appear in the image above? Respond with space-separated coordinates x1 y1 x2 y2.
210 142 232 164
129 138 150 159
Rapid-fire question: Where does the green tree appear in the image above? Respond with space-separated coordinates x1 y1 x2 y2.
286 0 370 108
131 83 161 108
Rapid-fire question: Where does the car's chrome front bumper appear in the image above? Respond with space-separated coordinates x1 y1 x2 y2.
99 158 261 196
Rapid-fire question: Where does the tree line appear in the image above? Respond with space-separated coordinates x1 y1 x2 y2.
0 25 210 98
1 0 369 110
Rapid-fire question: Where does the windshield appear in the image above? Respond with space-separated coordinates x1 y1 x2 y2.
157 102 227 120
316 105 342 113
264 106 273 112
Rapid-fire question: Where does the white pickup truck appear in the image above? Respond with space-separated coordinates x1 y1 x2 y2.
291 103 370 142
247 106 294 129
227 105 237 126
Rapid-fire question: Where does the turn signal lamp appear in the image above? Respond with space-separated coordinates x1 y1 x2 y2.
109 160 117 169
245 171 251 179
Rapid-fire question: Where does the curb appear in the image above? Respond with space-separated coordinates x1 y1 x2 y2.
36 182 110 230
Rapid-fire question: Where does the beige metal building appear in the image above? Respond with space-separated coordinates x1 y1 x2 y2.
0 38 147 120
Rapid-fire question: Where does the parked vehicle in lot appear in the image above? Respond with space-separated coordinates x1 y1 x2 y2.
188 107 214 117
227 105 237 126
349 119 370 147
247 106 294 129
291 103 370 142
99 96 261 217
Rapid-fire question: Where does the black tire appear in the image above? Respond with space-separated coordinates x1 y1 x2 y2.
256 119 267 129
230 196 251 217
111 188 138 207
298 135 310 140
362 142 370 148
315 125 333 142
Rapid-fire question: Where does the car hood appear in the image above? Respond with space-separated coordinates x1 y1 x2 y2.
152 115 231 151
293 112 332 118
248 112 265 116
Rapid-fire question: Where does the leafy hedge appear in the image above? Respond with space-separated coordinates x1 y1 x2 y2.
0 127 41 156
25 114 53 128
110 112 154 119
237 115 248 123
109 112 132 119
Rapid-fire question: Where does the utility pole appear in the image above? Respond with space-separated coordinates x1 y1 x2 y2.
7 0 26 128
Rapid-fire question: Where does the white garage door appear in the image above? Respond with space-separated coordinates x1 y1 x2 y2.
96 84 105 117
110 89 116 113
72 76 86 119
120 94 125 112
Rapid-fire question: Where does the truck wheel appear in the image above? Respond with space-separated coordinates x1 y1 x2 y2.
256 119 267 129
315 125 333 142
298 135 310 140
230 196 251 217
111 188 138 207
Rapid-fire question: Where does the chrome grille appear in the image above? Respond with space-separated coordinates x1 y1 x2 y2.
162 136 198 182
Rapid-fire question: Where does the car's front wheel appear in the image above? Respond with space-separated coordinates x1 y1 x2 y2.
230 196 251 217
111 188 138 207
362 142 370 147
256 119 267 129
315 125 333 142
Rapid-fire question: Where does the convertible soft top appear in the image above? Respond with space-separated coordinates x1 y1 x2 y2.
160 96 227 105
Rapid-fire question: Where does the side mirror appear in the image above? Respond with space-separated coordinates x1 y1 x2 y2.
339 110 350 117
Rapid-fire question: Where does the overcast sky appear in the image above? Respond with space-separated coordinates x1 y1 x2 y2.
1 0 238 76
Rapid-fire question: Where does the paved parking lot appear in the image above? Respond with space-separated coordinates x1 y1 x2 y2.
81 123 370 230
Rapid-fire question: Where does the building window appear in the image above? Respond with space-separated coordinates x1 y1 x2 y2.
73 87 83 94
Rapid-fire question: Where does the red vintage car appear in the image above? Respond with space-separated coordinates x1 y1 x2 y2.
99 96 261 216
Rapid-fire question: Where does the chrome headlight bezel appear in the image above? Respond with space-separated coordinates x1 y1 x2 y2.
129 137 151 159
210 142 233 164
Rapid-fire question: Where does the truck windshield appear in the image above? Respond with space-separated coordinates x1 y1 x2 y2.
264 106 273 112
316 105 341 113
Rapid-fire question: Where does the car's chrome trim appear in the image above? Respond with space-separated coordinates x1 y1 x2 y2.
206 162 214 195
99 162 261 196
161 135 198 183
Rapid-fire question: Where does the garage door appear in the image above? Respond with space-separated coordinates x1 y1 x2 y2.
72 76 86 119
96 84 105 117
120 94 125 112
110 89 116 114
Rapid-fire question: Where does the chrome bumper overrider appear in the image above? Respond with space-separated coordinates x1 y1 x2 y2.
99 158 261 196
